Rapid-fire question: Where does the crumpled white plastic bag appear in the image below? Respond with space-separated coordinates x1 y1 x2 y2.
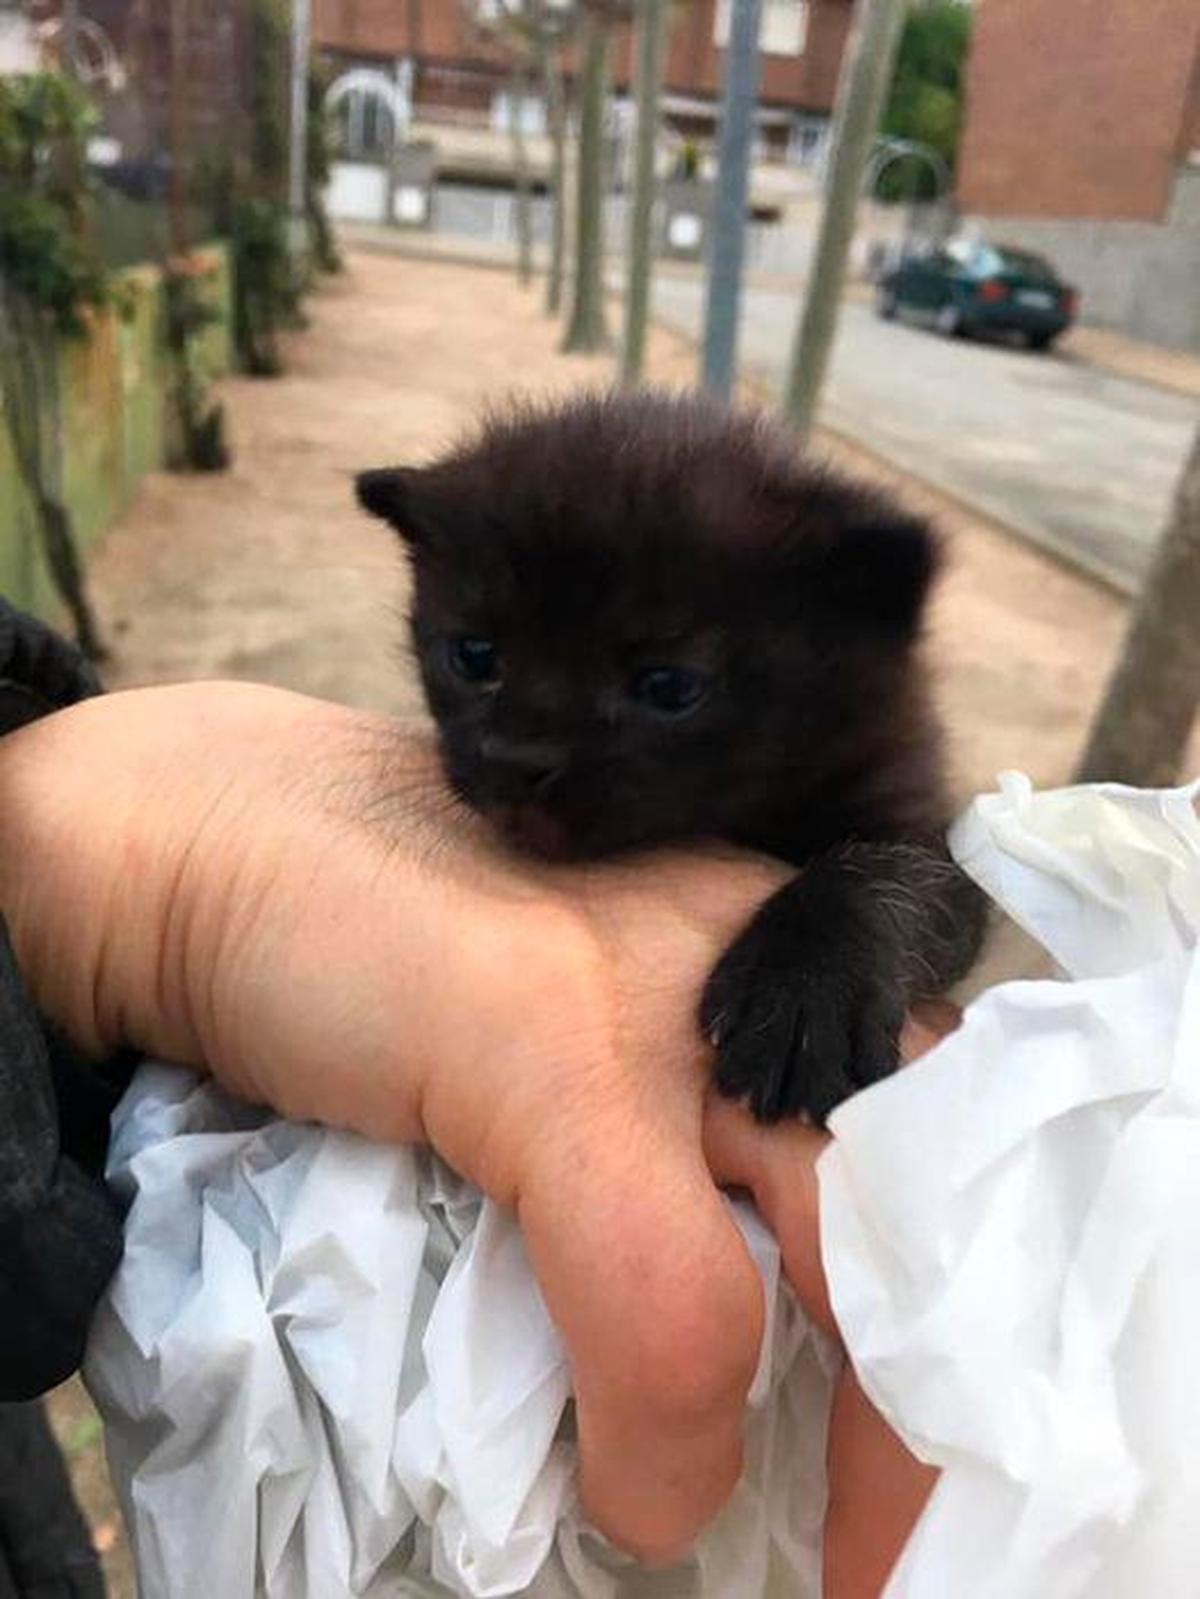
88 773 1200 1599
86 1075 837 1598
819 774 1200 1599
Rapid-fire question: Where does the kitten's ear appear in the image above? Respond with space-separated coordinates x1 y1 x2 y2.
817 504 940 638
355 466 432 547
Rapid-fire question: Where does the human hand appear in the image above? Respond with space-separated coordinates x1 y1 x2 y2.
704 1006 960 1598
0 681 793 1560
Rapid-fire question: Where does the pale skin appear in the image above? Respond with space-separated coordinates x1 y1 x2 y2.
0 680 944 1592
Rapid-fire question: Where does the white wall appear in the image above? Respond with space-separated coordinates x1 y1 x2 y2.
328 161 388 224
0 14 40 73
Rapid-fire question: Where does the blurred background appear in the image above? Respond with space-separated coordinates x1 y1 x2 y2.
2 0 1199 1592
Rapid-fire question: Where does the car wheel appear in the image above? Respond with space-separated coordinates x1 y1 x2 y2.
1027 331 1057 352
935 302 965 339
877 286 899 320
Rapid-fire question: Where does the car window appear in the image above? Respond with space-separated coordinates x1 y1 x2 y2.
971 245 1002 276
994 247 1058 283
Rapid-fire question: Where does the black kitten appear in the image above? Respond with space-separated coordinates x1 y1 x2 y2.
357 390 985 1125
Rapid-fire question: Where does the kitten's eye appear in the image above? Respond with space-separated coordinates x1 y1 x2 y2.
629 665 710 715
448 636 500 685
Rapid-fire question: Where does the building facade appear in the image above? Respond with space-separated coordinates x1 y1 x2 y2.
957 0 1200 349
313 0 854 164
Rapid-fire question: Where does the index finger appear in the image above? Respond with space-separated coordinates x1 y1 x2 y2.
703 1004 963 1336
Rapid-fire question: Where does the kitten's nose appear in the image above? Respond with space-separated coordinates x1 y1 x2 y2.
480 735 567 799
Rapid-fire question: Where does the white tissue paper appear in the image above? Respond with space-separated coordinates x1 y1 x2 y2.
86 774 1200 1599
85 1082 837 1599
820 774 1200 1599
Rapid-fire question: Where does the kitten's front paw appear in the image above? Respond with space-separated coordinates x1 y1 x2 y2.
700 890 905 1126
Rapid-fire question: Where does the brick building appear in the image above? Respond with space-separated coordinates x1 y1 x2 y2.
957 0 1200 349
29 0 256 172
313 0 854 163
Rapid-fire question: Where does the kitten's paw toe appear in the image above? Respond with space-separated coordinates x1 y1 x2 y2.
702 924 905 1126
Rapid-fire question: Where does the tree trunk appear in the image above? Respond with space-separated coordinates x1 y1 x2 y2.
700 0 763 398
542 40 568 316
60 0 80 78
168 0 191 255
510 57 535 287
288 0 313 238
1075 423 1200 787
620 0 669 384
782 0 908 439
562 10 612 352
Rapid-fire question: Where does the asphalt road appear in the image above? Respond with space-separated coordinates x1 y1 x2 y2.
650 275 1198 591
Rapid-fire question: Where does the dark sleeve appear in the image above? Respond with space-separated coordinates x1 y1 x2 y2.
0 600 132 1401
0 1402 105 1598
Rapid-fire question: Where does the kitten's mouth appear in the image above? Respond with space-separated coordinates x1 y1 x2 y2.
488 802 573 860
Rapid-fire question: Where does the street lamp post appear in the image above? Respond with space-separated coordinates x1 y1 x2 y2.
700 0 764 400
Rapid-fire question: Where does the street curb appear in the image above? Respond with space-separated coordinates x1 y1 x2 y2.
816 420 1137 598
343 229 522 275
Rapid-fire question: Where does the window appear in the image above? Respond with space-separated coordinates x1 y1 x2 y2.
491 91 547 138
714 0 808 58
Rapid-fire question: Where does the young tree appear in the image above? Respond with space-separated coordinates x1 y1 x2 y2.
539 7 571 315
464 2 577 291
165 0 230 468
462 0 536 285
619 0 669 383
782 0 908 439
510 51 536 284
1075 423 1200 786
563 1 625 352
508 0 579 310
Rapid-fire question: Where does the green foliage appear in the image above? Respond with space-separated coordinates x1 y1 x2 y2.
306 66 341 275
228 0 327 369
232 197 297 376
250 0 290 204
0 74 113 655
0 73 113 335
162 255 229 470
880 0 972 199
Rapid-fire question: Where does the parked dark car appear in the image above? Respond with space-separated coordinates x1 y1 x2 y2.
877 238 1078 350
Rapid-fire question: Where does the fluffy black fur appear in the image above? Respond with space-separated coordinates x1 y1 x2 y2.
357 390 986 1124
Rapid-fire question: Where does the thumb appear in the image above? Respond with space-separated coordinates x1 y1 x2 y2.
518 1111 764 1564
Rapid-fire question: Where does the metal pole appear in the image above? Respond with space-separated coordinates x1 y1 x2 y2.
288 0 312 233
700 0 763 400
782 0 908 439
620 0 670 385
